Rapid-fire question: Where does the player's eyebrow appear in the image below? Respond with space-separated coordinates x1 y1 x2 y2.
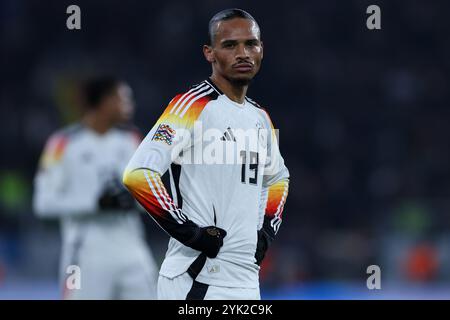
220 38 260 47
245 38 260 45
221 39 238 47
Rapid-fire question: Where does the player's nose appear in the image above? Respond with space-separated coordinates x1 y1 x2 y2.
235 44 250 59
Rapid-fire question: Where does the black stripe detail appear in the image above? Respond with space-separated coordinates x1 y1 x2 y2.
189 80 207 90
227 127 236 141
161 170 173 199
186 280 209 300
245 96 263 109
184 80 220 105
205 78 223 95
170 164 183 208
187 253 207 279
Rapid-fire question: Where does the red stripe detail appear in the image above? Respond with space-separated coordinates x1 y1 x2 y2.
149 172 175 212
154 174 178 212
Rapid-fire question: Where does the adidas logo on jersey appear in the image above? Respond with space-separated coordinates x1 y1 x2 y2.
208 265 220 273
220 127 236 142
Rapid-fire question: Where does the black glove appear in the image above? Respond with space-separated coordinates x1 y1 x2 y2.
98 179 136 211
255 228 273 266
186 226 227 258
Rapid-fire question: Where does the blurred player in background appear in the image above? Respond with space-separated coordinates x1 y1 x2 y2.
123 9 289 299
33 76 158 299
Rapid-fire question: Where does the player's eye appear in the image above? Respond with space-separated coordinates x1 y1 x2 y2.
246 40 259 47
222 42 236 48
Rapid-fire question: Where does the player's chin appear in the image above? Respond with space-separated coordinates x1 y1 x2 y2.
229 74 254 86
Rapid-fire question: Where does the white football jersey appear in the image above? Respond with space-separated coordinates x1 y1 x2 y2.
124 79 289 288
33 124 146 247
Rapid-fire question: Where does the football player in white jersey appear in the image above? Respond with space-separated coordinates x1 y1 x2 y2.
33 76 158 299
123 8 289 300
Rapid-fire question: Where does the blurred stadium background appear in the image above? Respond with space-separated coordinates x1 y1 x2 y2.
1 0 449 299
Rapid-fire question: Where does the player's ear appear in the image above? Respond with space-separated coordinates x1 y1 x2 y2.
203 45 215 63
260 41 264 60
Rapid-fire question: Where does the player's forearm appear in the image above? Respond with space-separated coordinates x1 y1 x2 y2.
263 177 289 236
255 177 289 265
122 168 200 244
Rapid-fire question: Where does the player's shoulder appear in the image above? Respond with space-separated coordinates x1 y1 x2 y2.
46 123 84 146
245 96 264 109
245 96 274 126
174 79 222 101
41 123 84 162
165 79 221 118
57 123 84 137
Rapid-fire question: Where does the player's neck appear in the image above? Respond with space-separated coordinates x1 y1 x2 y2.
209 74 248 104
82 112 113 135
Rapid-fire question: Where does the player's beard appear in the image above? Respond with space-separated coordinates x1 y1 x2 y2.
227 75 253 87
